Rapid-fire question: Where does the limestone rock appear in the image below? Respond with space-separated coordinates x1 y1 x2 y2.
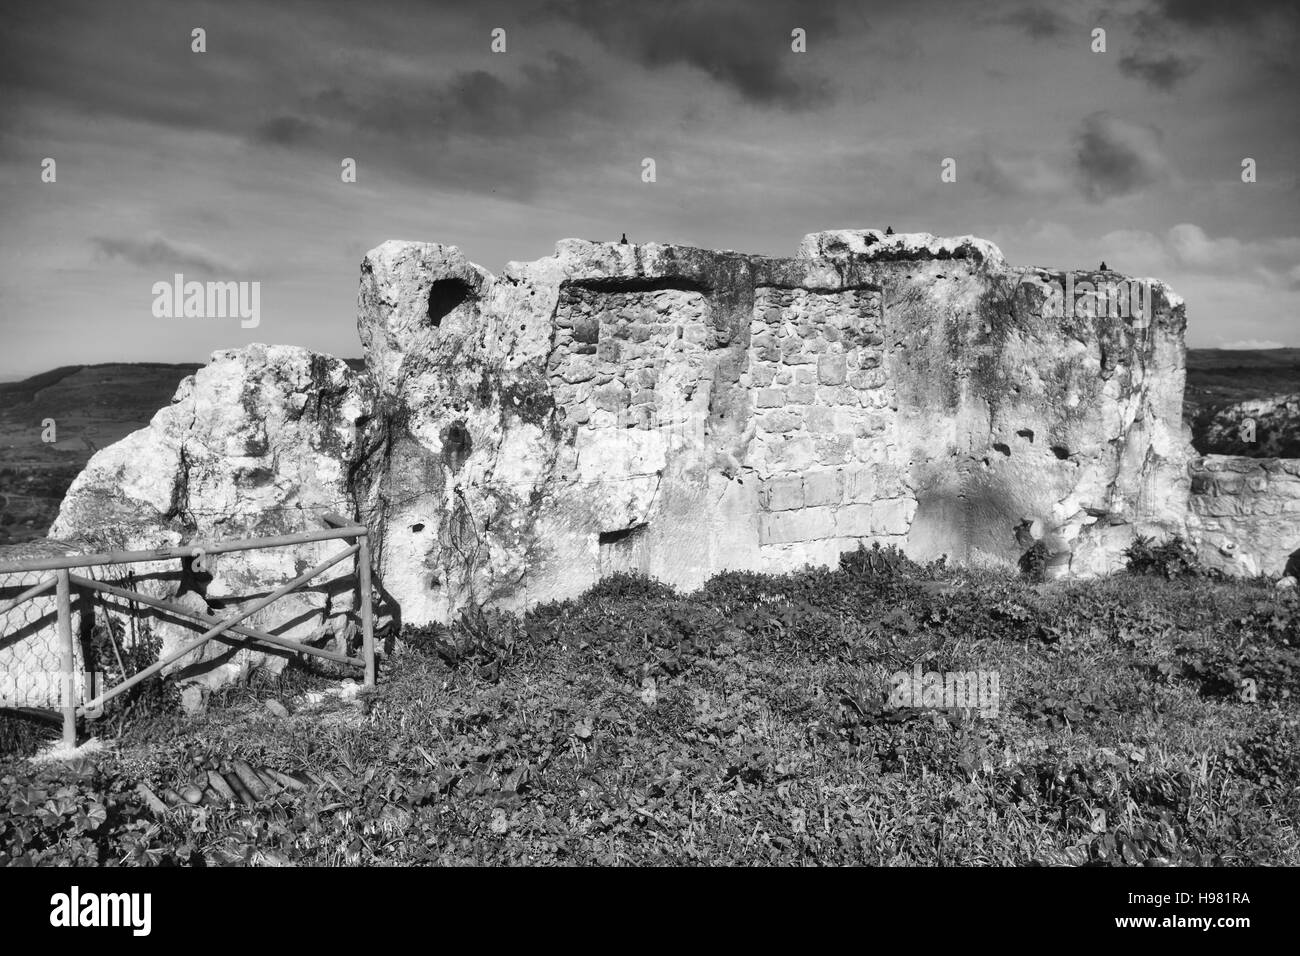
352 231 1193 622
48 344 368 675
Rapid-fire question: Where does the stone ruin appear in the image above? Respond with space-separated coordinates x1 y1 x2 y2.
28 230 1300 671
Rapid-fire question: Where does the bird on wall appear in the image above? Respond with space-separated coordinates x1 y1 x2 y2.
1099 261 1109 271
620 233 629 245
885 226 895 235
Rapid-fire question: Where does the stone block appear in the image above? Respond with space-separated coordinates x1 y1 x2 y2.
759 506 836 545
803 469 843 506
804 406 835 434
872 498 917 535
760 409 804 433
818 353 848 385
836 503 873 536
762 474 804 511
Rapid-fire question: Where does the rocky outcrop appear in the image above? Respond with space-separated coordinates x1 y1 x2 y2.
46 345 367 691
352 230 1191 622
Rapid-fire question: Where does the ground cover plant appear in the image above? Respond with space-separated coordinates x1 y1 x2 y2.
2 542 1297 866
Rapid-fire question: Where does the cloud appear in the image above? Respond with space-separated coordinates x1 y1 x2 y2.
253 116 320 147
90 236 235 275
301 52 603 142
1118 51 1199 90
1218 339 1287 349
1150 0 1300 31
1095 223 1300 280
545 0 843 108
1072 112 1171 202
1001 6 1070 38
970 151 1071 198
1166 223 1241 269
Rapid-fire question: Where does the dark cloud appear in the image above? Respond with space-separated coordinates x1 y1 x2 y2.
1001 7 1070 39
90 236 233 274
1152 0 1300 30
1134 0 1300 42
545 0 843 108
253 116 320 147
286 52 612 198
1073 112 1171 202
1118 51 1199 90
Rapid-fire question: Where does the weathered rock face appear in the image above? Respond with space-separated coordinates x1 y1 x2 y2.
354 230 1192 623
47 345 367 689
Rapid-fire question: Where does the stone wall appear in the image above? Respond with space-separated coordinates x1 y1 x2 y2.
1187 455 1300 575
748 286 913 567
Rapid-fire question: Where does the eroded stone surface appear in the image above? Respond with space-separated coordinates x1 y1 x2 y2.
350 231 1193 623
47 345 367 683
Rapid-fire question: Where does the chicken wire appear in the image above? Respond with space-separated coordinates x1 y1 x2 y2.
0 542 150 715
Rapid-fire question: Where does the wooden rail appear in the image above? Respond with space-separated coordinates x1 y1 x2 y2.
0 513 376 749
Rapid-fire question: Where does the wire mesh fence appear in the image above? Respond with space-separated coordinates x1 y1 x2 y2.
0 540 85 714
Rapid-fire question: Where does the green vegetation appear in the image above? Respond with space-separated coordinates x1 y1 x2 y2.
3 545 1296 866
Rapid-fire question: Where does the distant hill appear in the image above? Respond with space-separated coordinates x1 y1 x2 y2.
0 360 364 545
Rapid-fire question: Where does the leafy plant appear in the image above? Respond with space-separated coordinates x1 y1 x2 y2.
1123 535 1205 579
1018 541 1051 582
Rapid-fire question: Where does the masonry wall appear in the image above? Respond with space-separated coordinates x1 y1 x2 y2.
748 286 915 561
1187 455 1300 575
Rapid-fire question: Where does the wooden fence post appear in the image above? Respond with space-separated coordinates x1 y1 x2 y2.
55 569 76 749
359 535 375 689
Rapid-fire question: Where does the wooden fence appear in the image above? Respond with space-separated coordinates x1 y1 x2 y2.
0 513 374 748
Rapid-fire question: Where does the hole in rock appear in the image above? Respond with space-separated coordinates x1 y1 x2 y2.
1016 428 1034 442
599 525 646 545
992 443 1011 457
427 278 471 327
1050 445 1070 460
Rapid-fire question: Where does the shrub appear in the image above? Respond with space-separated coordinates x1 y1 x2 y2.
839 542 941 579
1018 541 1050 582
1123 535 1204 579
402 605 521 681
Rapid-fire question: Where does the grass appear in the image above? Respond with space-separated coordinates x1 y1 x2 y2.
2 549 1298 866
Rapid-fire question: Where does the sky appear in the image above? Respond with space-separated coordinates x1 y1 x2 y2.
1 0 1298 379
